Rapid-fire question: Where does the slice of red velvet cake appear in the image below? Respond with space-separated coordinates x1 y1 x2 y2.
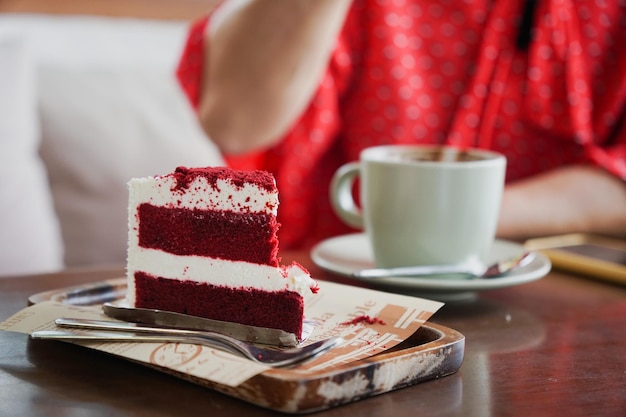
126 166 318 339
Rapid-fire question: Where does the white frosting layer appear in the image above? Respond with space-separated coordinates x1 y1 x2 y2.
125 170 316 307
126 247 316 305
128 175 278 214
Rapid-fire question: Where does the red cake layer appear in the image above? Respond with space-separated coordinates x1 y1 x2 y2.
138 203 280 266
134 271 305 337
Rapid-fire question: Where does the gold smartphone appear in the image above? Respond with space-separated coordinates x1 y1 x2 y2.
524 233 626 286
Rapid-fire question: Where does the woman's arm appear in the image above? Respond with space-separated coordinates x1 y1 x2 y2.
199 0 353 155
498 165 626 240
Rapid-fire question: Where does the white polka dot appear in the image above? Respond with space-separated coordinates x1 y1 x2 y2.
319 110 334 124
538 45 552 60
570 41 583 55
447 131 462 144
385 13 400 27
409 74 423 88
553 30 565 44
473 84 488 98
310 129 324 143
399 15 413 29
493 17 507 32
412 125 427 139
574 79 587 93
394 33 409 48
441 22 456 37
575 131 591 145
392 66 405 79
491 80 505 94
542 12 554 28
399 85 413 100
484 45 498 60
417 94 432 108
599 13 611 28
401 55 416 69
406 105 420 120
557 7 570 22
528 66 542 81
466 113 479 128
336 51 351 67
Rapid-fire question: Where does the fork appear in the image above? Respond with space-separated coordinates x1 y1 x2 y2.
30 318 344 368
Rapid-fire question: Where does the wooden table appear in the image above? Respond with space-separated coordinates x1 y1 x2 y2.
1 253 625 417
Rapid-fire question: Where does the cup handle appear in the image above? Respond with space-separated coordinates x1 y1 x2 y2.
330 162 363 229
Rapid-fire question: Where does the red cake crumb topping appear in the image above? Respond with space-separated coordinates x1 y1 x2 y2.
170 166 277 193
341 316 386 326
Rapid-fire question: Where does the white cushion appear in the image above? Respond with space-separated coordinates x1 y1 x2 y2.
0 14 225 268
0 36 64 276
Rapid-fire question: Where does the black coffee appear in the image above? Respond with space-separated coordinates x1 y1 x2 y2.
404 149 485 162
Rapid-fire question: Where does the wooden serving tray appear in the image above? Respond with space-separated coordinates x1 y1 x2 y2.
27 279 464 414
143 322 464 414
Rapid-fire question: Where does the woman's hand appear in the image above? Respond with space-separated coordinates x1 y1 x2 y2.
498 165 626 240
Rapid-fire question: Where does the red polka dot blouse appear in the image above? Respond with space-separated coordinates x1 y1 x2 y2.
177 0 626 250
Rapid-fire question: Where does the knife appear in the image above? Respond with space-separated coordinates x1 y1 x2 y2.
102 302 304 347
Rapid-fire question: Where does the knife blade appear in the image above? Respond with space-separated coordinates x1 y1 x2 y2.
102 302 302 347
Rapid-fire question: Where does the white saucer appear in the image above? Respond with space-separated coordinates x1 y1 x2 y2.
311 233 551 301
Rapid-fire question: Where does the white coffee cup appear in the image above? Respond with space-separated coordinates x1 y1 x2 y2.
330 145 506 269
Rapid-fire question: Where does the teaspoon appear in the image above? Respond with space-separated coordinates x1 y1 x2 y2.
352 252 535 279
